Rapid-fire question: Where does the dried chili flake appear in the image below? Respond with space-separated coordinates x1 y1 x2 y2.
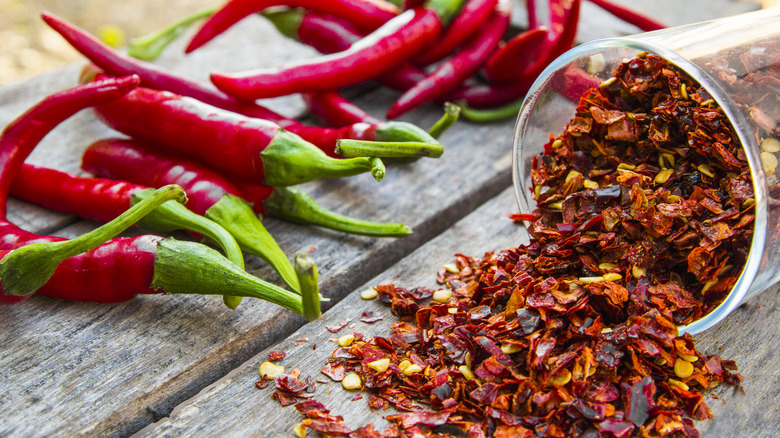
284 53 751 437
321 361 346 382
268 350 286 362
326 319 352 333
360 310 384 324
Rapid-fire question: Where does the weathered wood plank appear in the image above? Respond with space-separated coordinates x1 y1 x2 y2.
136 187 780 437
0 2 762 437
0 24 517 438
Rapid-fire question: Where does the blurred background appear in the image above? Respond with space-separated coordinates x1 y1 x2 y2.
0 0 214 85
0 0 777 86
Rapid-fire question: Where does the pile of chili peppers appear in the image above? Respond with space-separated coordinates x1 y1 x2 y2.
2 2 477 308
0 77 322 321
123 0 665 123
276 53 752 437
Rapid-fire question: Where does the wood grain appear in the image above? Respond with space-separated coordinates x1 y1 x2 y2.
0 1 765 437
137 189 780 437
0 17 516 438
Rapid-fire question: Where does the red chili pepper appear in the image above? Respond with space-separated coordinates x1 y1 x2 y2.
185 0 400 53
265 8 426 92
11 164 245 268
482 27 549 83
91 85 383 184
302 91 380 127
412 0 498 66
44 14 435 163
447 74 537 108
386 0 512 118
586 0 665 31
445 0 580 108
532 0 581 72
526 0 538 29
209 5 447 100
11 164 249 307
79 137 298 291
81 137 413 238
0 79 319 318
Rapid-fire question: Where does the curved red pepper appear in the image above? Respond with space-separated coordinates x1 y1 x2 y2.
447 74 537 109
209 7 442 100
82 138 412 238
531 0 582 73
0 79 316 316
92 85 381 185
586 0 665 32
386 0 512 118
302 91 379 127
412 0 498 66
45 13 433 160
12 164 143 223
0 77 162 304
482 27 549 84
289 10 426 92
82 138 244 216
185 0 400 53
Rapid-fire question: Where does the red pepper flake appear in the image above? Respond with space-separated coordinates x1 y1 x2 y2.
326 319 351 333
254 375 271 390
289 52 754 437
359 310 384 324
351 393 364 401
321 361 346 382
268 350 286 362
270 373 316 407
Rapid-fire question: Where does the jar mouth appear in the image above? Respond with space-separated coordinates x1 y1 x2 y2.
512 37 767 335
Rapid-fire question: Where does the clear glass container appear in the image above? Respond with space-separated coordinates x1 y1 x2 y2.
512 8 779 334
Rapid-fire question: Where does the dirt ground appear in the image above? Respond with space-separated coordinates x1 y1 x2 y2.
0 0 214 85
0 0 777 86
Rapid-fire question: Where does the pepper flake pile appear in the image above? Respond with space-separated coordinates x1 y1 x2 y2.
282 54 750 437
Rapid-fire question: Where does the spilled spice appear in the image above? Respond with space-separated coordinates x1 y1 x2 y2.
282 53 759 436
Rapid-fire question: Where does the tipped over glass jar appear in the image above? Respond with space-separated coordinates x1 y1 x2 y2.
512 8 779 334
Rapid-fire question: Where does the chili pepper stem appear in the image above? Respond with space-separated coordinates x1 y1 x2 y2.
151 239 304 315
263 187 412 237
370 157 385 181
127 6 217 61
0 184 186 297
428 102 461 138
131 188 245 309
131 188 244 269
425 0 469 26
294 252 322 321
335 140 444 158
261 9 304 40
261 130 384 184
374 121 440 144
205 194 301 294
459 99 524 123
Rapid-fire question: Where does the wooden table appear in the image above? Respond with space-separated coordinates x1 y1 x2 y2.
1 1 775 437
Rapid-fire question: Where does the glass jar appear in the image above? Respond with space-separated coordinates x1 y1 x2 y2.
512 7 779 334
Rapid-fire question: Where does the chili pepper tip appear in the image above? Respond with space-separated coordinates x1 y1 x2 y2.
428 102 461 138
294 252 322 322
370 158 385 182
